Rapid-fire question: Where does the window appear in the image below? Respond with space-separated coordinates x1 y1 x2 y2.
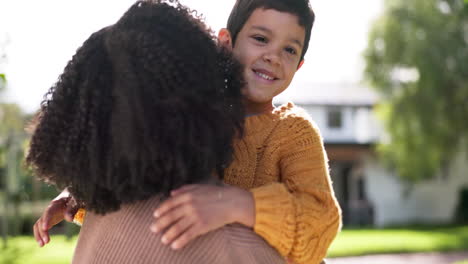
327 108 343 129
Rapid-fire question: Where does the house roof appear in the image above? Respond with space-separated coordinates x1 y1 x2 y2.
274 82 380 106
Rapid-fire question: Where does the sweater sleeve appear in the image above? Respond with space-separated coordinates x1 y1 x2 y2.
250 117 342 264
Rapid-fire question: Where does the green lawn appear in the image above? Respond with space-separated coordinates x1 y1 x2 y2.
327 225 468 257
1 225 468 263
0 236 76 264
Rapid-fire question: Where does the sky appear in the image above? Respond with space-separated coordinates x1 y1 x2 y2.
0 0 383 113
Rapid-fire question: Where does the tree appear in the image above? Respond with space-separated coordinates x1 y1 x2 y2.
0 40 8 248
0 41 31 243
364 0 468 181
0 34 7 94
0 74 5 92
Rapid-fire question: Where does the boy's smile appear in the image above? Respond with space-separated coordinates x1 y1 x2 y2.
231 8 305 114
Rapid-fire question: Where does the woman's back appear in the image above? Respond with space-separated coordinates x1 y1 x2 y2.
72 196 285 264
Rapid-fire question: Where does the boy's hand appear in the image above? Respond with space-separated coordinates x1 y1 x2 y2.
151 184 255 250
33 190 79 247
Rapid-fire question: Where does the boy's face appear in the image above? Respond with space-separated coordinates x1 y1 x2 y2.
230 8 305 107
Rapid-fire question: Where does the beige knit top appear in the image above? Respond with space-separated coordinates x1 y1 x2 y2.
72 196 285 264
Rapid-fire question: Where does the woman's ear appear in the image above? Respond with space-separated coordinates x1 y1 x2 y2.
218 28 233 51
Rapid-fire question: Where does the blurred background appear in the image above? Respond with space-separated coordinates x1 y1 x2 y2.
1 0 467 263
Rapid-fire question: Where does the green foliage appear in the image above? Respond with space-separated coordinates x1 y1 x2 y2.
0 74 5 95
0 103 28 191
364 0 468 181
0 104 25 136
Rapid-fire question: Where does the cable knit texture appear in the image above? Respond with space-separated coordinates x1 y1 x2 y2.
224 102 342 264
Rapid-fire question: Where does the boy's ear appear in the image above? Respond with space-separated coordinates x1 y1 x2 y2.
218 28 233 51
297 60 304 71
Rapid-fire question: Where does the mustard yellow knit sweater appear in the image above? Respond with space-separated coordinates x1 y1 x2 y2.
224 103 341 264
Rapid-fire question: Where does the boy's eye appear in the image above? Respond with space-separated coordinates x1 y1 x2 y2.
252 35 267 43
285 47 297 55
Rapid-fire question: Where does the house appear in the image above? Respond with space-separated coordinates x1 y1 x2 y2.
275 83 468 227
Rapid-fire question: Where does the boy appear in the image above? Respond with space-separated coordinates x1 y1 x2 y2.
151 0 341 263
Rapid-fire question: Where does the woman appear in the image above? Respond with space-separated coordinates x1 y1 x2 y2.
27 1 285 263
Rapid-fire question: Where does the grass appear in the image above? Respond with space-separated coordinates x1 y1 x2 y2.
1 225 468 263
0 236 76 264
327 225 468 257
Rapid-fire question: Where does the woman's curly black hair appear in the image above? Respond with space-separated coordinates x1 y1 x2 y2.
26 0 245 214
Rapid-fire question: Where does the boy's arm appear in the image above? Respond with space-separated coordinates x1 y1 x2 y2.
33 189 79 247
250 117 342 264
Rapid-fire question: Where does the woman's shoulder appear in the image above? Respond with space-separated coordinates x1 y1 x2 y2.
219 224 286 264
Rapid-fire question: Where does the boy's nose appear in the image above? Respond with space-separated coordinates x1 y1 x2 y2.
262 49 281 66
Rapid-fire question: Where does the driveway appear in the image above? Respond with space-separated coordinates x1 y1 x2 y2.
328 251 468 264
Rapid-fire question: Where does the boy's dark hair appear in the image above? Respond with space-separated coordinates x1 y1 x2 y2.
27 0 245 214
227 0 315 63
